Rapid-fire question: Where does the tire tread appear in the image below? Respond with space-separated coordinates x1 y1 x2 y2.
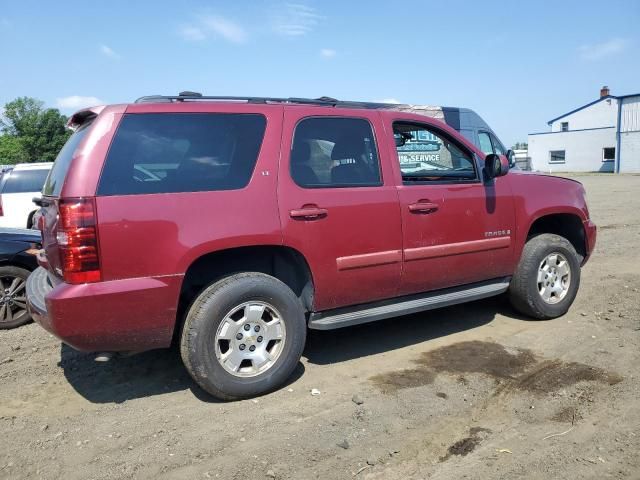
509 234 580 320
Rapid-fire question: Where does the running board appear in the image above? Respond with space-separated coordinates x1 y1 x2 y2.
308 277 511 330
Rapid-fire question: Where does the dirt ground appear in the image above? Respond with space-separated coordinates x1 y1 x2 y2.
1 174 639 480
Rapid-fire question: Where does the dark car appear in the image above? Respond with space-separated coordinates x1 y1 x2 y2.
27 93 595 400
393 105 514 166
1 228 41 329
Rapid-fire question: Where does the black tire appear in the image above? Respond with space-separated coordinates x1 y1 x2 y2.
180 272 306 400
509 233 581 319
0 266 32 329
26 211 35 229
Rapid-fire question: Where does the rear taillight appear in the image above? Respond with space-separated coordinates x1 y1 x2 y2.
0 196 3 217
57 197 101 284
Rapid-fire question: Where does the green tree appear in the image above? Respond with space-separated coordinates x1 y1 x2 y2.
0 97 70 163
0 135 27 164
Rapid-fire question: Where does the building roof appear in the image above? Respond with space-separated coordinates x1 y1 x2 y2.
547 92 640 125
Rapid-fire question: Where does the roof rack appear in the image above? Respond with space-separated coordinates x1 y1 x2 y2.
134 92 406 110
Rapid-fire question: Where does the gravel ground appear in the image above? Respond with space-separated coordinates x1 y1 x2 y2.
1 174 639 480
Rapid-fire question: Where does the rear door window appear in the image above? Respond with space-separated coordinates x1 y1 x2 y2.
1 169 50 194
290 117 381 188
98 113 266 196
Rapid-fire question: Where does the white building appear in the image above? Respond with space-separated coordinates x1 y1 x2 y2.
528 87 640 173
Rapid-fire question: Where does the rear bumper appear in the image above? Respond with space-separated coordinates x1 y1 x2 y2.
26 267 182 352
583 219 597 264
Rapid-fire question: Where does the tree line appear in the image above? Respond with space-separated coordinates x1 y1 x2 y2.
0 97 71 164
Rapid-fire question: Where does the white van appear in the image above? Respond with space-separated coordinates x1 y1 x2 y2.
0 163 52 228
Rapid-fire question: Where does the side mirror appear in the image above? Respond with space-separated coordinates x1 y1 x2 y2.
506 149 516 168
484 153 508 181
394 133 405 147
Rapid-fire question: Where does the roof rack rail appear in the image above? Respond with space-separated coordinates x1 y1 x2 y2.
134 93 406 110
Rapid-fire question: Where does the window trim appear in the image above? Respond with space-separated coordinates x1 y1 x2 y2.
392 120 480 185
549 150 566 164
289 115 384 189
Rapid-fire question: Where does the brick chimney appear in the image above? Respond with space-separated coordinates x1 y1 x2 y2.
600 85 610 98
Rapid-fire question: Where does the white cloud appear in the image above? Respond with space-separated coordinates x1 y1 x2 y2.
202 15 247 43
320 48 336 59
376 98 401 104
579 38 628 61
272 3 322 37
179 15 247 44
178 25 206 41
100 44 121 59
56 96 105 110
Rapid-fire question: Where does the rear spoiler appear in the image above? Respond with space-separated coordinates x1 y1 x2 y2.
67 106 106 131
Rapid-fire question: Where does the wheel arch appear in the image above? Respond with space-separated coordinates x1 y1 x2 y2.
176 245 315 339
525 212 587 260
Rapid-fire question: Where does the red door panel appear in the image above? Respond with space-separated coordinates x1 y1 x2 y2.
381 112 516 296
278 108 402 311
397 181 515 295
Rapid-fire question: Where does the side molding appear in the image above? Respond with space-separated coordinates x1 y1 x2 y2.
404 237 511 262
336 250 402 271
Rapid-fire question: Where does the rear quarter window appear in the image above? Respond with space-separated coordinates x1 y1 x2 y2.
97 113 267 196
1 169 50 194
43 122 93 196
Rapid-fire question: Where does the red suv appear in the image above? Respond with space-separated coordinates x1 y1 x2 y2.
27 93 596 400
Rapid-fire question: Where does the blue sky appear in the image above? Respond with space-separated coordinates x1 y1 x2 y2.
0 0 638 146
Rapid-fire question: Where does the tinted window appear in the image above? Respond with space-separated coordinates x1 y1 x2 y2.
290 117 381 188
1 169 50 194
394 123 476 182
98 113 266 196
43 123 92 196
549 150 565 164
478 132 493 155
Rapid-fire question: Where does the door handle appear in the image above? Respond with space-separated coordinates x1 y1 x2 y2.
289 206 328 220
408 202 439 214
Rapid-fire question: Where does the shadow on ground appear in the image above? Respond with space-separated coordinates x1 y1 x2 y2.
304 295 525 365
59 344 306 404
59 295 522 403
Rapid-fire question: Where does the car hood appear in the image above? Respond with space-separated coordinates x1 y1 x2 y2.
508 169 584 186
0 228 42 244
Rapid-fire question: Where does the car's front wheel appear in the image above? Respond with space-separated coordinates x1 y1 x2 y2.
509 233 581 319
180 272 306 400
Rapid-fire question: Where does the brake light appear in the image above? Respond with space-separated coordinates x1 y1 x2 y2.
57 197 101 284
0 196 3 217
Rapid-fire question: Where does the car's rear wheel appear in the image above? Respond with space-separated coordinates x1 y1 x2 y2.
509 234 581 319
180 272 306 400
26 211 36 229
0 266 31 329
